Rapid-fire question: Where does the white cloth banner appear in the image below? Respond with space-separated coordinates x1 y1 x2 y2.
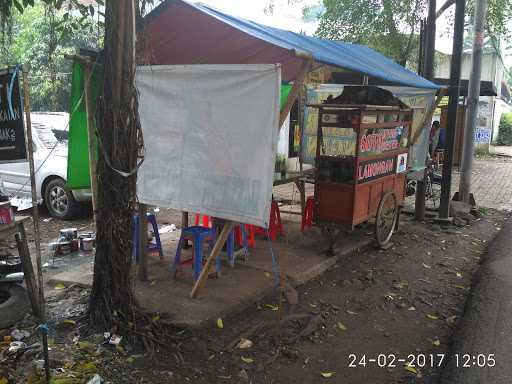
136 64 281 227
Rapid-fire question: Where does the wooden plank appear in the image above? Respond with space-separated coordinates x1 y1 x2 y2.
410 88 447 145
190 221 234 299
279 59 312 129
83 63 99 230
137 204 148 281
22 68 46 320
15 224 41 318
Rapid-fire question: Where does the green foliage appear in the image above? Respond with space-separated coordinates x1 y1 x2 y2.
497 112 512 145
0 2 101 112
315 0 425 67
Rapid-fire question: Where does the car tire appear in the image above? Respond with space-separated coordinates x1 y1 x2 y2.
44 177 79 220
0 283 30 329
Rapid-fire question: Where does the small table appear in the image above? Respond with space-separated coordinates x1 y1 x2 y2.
0 216 40 316
273 169 315 215
0 216 31 242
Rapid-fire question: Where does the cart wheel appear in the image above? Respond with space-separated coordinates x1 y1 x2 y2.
375 191 398 247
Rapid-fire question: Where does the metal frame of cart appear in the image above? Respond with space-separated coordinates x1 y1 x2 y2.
310 104 413 248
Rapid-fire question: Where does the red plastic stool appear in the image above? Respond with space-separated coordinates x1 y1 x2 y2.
301 196 315 232
256 200 284 241
194 213 211 227
235 224 255 248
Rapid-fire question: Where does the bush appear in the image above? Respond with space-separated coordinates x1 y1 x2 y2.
497 112 512 145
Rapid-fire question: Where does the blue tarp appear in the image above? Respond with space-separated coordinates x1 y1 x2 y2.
191 2 439 90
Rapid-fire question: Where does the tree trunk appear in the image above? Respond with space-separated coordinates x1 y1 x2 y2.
88 0 140 330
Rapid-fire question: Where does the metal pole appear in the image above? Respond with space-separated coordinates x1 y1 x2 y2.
21 68 45 319
414 0 436 221
458 0 488 203
439 0 466 218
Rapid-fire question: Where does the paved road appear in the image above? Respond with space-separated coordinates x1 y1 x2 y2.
440 215 512 384
451 158 512 211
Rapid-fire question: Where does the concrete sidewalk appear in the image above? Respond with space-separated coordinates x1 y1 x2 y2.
441 215 512 384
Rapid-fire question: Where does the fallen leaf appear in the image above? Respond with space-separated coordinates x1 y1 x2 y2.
346 310 358 316
208 354 215 361
54 283 66 290
336 322 347 331
237 338 253 349
0 378 7 384
62 319 76 326
456 272 463 278
126 357 135 363
454 285 466 290
309 303 317 308
433 339 440 347
320 372 335 378
150 280 157 286
422 263 431 269
404 364 418 374
427 314 439 320
265 304 279 311
407 306 416 311
217 318 224 329
152 315 160 322
241 356 254 364
264 272 271 278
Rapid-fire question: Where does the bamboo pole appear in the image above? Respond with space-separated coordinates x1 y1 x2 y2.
137 204 148 281
83 62 99 229
190 221 234 299
21 67 45 320
15 225 41 317
279 59 312 129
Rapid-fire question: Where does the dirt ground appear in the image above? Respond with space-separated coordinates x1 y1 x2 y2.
1 206 506 384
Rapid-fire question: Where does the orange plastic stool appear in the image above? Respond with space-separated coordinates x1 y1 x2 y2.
301 196 315 232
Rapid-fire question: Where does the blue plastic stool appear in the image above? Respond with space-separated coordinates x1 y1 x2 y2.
172 226 218 281
212 219 249 267
132 212 164 263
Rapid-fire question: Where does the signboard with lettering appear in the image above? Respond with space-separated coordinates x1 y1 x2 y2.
474 128 491 144
0 67 27 163
359 127 406 156
357 156 396 183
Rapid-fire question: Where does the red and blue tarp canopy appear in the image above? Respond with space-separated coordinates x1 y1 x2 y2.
144 0 439 89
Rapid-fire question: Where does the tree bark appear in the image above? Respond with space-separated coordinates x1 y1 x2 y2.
88 0 140 330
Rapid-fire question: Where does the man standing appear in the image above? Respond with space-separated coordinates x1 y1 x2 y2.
429 120 441 158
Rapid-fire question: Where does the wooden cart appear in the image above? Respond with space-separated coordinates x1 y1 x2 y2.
310 104 413 248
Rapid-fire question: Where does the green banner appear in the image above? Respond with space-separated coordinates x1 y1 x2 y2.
66 61 100 189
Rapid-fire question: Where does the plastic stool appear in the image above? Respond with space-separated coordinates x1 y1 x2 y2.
172 226 216 280
301 196 315 232
256 200 284 241
194 214 211 227
132 212 163 263
212 219 249 266
236 224 255 248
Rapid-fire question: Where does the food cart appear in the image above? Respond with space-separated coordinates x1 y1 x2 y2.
310 103 413 248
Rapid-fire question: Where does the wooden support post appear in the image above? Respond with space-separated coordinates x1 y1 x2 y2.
15 224 41 318
83 62 99 230
279 59 312 129
190 221 234 299
181 211 190 248
138 203 148 281
181 211 188 228
21 68 45 320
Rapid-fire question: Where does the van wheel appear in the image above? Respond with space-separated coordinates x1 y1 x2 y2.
44 178 79 220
